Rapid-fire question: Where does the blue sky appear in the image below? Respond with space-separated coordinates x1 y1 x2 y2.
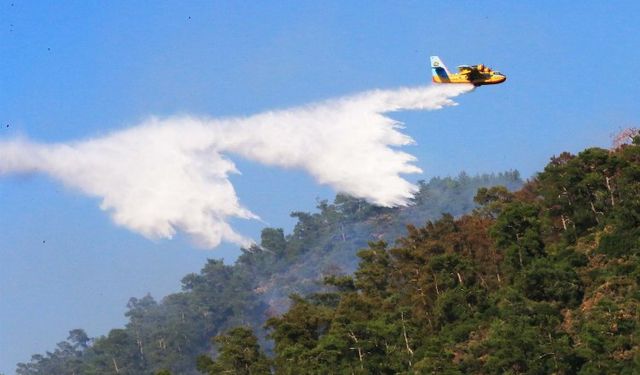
2 1 639 372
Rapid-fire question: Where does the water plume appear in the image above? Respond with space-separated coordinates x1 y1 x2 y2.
0 84 473 248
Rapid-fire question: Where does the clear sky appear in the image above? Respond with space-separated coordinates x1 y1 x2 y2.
1 1 639 372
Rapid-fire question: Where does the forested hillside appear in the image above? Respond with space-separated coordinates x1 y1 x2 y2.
18 136 640 375
15 172 521 374
202 136 640 374
17 135 640 375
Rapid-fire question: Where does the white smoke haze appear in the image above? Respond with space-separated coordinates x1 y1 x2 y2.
0 84 473 248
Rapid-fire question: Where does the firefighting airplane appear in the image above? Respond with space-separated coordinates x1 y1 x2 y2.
431 56 506 86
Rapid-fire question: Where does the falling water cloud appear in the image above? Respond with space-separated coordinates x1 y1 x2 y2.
0 84 473 249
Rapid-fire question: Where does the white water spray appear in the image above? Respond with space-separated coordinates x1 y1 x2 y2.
0 84 473 248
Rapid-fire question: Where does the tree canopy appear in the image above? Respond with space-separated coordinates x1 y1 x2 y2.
21 138 640 374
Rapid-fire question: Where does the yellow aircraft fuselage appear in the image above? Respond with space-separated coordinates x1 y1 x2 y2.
432 71 506 86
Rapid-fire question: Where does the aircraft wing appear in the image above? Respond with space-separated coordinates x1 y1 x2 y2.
457 65 476 76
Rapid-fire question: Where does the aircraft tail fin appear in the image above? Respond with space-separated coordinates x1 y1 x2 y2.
430 56 451 81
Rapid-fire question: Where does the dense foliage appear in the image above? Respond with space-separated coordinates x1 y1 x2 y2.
16 171 520 374
19 137 640 374
263 138 640 374
18 137 640 374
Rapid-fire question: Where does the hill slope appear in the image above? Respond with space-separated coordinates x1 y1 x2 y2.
209 138 640 374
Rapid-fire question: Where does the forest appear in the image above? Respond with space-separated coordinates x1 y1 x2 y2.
15 133 640 374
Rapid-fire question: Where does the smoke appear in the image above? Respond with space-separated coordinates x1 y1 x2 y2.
0 84 473 248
